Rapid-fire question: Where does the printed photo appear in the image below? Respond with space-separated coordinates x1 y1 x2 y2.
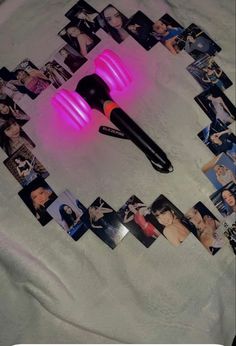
96 4 129 43
0 117 35 156
81 197 129 249
149 194 198 247
197 119 236 162
176 23 221 60
47 190 88 241
4 144 49 187
185 201 224 255
42 60 72 89
0 95 30 129
65 0 99 33
151 13 184 54
194 86 235 125
58 21 101 57
53 44 87 74
202 153 236 190
12 59 51 99
124 11 158 50
222 212 236 255
210 181 236 217
18 177 57 226
0 67 26 102
187 55 233 91
117 195 162 247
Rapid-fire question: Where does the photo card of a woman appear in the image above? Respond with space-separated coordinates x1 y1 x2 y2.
185 201 225 255
41 60 72 89
149 194 198 247
47 189 88 241
117 195 162 248
210 181 236 217
0 95 30 130
81 197 129 249
4 144 49 187
52 44 87 75
18 176 57 226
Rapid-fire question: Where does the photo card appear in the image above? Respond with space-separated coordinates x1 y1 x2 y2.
18 176 57 226
65 0 100 33
12 59 51 99
210 181 236 217
0 117 35 156
58 21 101 58
42 60 72 89
47 189 88 241
117 195 162 248
4 144 49 187
194 86 236 126
0 95 30 129
95 4 129 43
81 197 129 249
124 11 158 50
222 212 236 255
186 55 233 91
53 44 87 74
176 23 221 60
151 13 184 54
202 153 236 190
149 194 198 247
0 67 25 102
185 201 224 255
197 119 236 162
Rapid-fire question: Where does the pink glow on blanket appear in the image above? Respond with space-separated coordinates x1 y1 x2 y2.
51 89 91 129
95 49 131 92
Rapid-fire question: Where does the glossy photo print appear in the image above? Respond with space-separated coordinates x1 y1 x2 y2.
117 195 162 248
53 44 87 74
65 0 99 33
47 190 88 241
81 197 129 249
18 177 57 226
185 201 225 255
194 86 236 126
149 195 198 247
210 181 236 217
124 11 158 50
4 144 49 187
202 153 236 190
0 67 26 102
96 4 129 43
222 212 236 255
175 23 221 59
42 60 72 89
0 95 30 129
187 55 233 91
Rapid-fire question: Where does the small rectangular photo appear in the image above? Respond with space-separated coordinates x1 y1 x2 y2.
0 67 25 102
65 0 99 33
151 13 184 54
222 212 236 255
186 55 233 91
175 23 221 60
197 119 236 162
194 86 236 126
0 117 35 156
12 59 51 99
0 95 30 129
81 197 129 249
53 44 87 74
124 11 158 50
117 195 162 248
41 60 72 89
202 153 236 190
149 194 198 247
58 21 101 58
95 4 129 44
47 189 88 241
210 181 236 217
4 144 49 187
18 176 57 226
185 201 225 255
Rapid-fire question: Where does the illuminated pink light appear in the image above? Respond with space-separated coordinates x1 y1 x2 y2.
95 49 131 91
51 89 91 129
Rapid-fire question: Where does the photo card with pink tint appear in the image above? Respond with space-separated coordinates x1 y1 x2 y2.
0 95 30 130
52 44 87 74
41 60 72 89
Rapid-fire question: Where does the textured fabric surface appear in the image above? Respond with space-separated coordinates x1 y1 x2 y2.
0 0 235 345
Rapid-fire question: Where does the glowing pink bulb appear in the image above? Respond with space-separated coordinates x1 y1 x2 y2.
95 49 131 91
51 89 91 129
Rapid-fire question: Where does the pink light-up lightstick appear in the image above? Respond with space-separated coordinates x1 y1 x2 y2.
52 49 173 173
